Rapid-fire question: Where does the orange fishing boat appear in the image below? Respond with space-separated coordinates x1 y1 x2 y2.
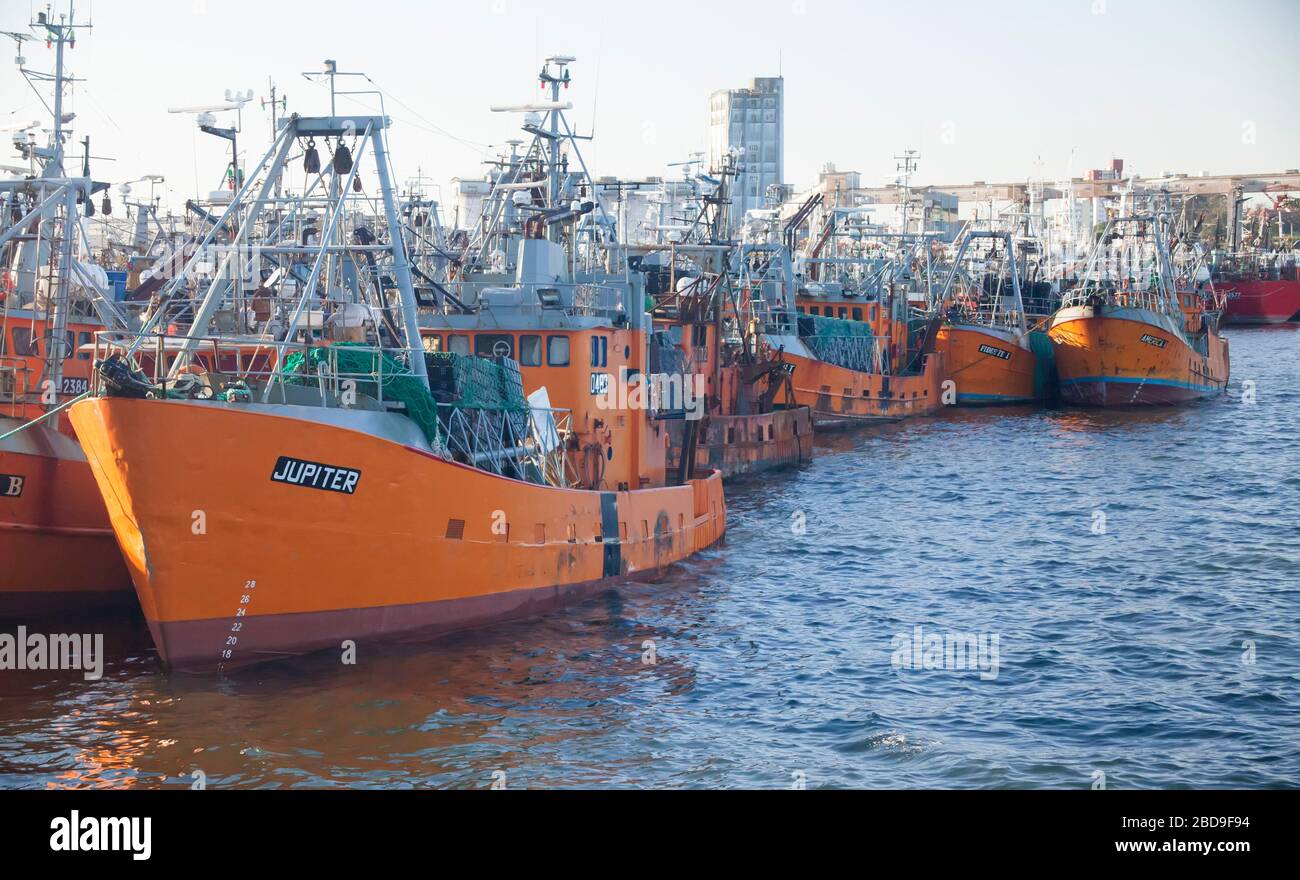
932 231 1039 405
660 332 812 479
70 61 725 672
0 12 139 615
934 323 1037 404
1 316 300 620
774 224 945 425
633 154 813 478
1049 206 1229 406
772 340 943 425
1 316 132 615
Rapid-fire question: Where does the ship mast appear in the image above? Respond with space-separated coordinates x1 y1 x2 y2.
475 56 618 274
131 88 429 385
5 4 95 410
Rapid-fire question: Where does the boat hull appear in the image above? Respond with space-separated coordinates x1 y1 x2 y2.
665 407 813 479
1048 306 1229 407
935 324 1038 405
0 418 132 617
68 397 726 671
1219 278 1300 325
780 350 945 428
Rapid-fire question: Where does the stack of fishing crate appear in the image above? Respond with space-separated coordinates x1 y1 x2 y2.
425 352 534 477
797 314 878 374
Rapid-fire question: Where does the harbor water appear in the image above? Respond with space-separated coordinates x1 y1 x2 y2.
1 327 1295 789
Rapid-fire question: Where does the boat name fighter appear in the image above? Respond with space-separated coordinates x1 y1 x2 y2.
1 473 23 498
977 344 1012 361
270 456 361 495
1140 334 1168 348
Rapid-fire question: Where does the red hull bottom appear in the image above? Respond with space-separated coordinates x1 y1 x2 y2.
0 528 134 618
155 568 682 673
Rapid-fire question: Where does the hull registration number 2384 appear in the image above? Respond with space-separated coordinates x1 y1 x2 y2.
270 456 361 494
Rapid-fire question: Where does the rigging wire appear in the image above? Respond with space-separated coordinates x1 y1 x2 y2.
363 75 492 153
300 74 491 158
77 86 121 132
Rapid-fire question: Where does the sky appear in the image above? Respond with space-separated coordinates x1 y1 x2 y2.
3 0 1298 213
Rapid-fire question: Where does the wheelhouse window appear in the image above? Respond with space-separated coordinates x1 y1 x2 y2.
421 334 443 353
475 333 515 360
447 334 471 356
589 335 608 367
12 327 36 357
519 334 543 367
547 335 570 366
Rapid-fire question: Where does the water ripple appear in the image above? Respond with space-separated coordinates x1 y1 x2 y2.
0 328 1297 788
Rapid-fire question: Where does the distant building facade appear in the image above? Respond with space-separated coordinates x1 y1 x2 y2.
709 76 784 222
782 162 963 244
450 177 492 232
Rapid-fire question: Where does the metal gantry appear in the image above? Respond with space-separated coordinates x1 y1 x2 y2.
117 110 429 388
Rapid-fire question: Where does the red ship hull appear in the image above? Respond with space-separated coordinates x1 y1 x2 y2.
1218 278 1300 325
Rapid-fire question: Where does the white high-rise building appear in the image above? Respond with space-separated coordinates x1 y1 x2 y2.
709 76 784 223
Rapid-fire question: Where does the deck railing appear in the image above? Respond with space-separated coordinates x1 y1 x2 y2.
0 357 31 418
1060 285 1172 314
87 330 577 488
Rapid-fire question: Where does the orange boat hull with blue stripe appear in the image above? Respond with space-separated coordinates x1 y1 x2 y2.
935 324 1038 404
1049 306 1229 406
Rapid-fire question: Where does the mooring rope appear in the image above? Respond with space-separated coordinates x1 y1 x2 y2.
0 391 90 443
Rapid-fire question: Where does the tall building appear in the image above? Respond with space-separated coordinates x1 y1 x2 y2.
708 76 784 223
